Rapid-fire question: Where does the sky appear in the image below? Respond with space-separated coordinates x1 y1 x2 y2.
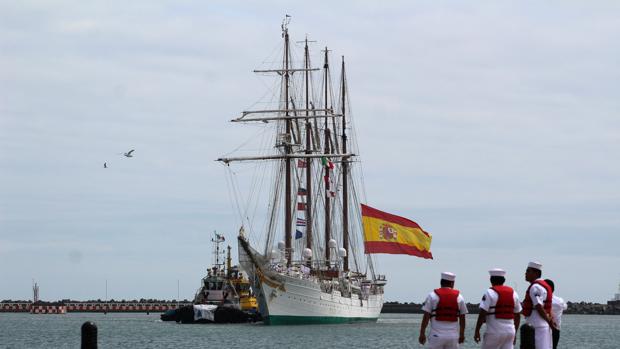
1 1 619 303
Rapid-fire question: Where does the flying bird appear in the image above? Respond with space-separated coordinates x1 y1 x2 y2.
104 162 107 168
124 149 135 158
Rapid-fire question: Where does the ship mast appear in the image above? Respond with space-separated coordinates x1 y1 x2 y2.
340 57 349 272
219 20 363 270
323 47 332 265
304 38 313 263
283 21 293 267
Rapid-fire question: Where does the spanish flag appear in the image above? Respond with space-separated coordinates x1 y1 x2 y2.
361 204 433 259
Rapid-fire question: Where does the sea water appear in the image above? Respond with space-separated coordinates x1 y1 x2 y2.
0 313 618 348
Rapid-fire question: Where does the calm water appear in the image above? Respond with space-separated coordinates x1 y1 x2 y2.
0 313 618 348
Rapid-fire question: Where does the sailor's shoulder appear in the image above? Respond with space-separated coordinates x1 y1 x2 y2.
423 291 437 304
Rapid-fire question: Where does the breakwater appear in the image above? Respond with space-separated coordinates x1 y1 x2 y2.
382 300 620 315
1 300 192 313
3 299 619 315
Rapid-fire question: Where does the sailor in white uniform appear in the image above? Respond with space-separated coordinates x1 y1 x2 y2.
522 261 554 349
474 268 522 349
419 272 468 349
544 279 567 349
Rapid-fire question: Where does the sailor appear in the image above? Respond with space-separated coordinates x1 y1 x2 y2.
474 268 522 349
521 261 554 349
544 279 567 349
419 272 468 348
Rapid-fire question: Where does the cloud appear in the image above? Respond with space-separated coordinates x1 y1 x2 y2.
1 1 619 302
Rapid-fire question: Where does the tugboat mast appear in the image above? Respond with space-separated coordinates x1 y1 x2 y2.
211 231 225 271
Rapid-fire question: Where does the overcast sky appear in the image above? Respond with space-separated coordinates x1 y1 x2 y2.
1 1 619 303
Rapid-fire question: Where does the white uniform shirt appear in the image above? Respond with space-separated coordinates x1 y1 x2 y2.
422 289 468 338
479 287 522 334
524 279 550 328
551 295 567 329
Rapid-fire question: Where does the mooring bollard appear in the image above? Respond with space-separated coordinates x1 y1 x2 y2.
81 321 97 349
520 324 535 349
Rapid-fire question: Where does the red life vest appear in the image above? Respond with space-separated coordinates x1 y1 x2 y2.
489 285 515 319
432 288 460 322
522 279 553 317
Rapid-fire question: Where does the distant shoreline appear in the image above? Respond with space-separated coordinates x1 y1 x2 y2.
382 300 620 315
2 299 619 315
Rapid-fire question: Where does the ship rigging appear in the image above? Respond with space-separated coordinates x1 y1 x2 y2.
218 18 385 324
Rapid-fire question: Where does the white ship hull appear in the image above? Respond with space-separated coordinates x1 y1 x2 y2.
238 237 384 325
259 275 383 325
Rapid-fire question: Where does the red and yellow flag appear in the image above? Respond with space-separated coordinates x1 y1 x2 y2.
361 204 433 259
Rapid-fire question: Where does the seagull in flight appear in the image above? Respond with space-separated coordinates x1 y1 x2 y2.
124 149 135 158
104 162 107 168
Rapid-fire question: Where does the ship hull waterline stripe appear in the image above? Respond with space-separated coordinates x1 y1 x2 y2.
265 315 379 325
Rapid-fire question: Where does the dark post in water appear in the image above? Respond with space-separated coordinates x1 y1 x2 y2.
520 324 535 349
81 321 97 349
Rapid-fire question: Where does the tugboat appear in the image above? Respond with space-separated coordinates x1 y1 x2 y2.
193 233 258 312
161 232 260 324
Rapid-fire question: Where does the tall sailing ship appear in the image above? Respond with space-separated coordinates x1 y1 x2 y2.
218 18 390 325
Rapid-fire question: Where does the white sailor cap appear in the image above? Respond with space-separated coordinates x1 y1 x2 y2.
441 272 456 281
489 268 506 277
527 261 543 270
